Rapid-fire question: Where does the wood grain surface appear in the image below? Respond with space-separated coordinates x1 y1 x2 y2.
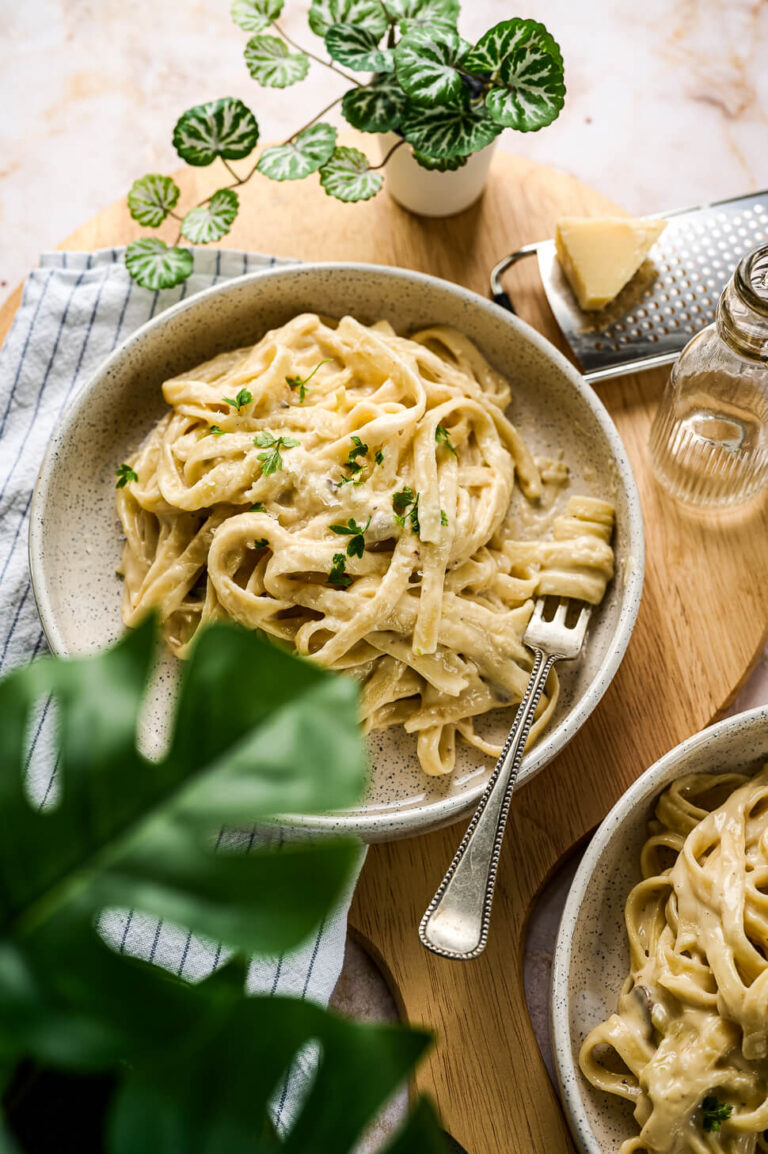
2 138 767 1154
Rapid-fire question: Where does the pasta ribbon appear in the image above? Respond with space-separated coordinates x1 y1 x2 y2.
579 766 768 1153
117 314 615 776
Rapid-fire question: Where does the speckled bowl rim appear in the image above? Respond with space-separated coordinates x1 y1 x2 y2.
551 704 768 1154
29 260 645 839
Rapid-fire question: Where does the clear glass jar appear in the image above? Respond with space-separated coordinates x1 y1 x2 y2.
649 242 768 506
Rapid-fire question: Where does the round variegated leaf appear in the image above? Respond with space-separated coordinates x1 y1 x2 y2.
412 149 467 171
325 23 394 73
180 189 239 244
257 123 337 180
486 81 563 132
385 0 459 33
319 146 383 202
308 0 388 38
173 98 259 166
394 26 467 107
341 76 406 133
463 20 521 75
463 17 563 76
230 0 283 32
244 35 310 87
465 19 565 132
125 239 193 290
401 101 500 158
127 174 180 228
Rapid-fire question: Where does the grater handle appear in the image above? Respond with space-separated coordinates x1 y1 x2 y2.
492 288 515 312
489 244 541 315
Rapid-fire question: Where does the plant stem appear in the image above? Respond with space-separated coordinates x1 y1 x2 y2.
371 138 406 169
287 93 343 143
168 21 366 245
272 21 362 87
171 91 347 243
235 160 261 186
172 161 261 242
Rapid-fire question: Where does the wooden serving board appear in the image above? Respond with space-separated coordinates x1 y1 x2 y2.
3 137 768 1153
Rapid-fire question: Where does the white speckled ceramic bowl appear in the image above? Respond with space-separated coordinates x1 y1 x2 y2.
29 262 644 841
552 705 768 1153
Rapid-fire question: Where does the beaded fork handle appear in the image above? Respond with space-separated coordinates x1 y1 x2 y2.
418 647 559 961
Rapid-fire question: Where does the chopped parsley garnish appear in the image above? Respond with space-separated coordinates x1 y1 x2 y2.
440 509 448 526
407 495 420 536
286 358 333 403
375 449 384 465
701 1096 732 1133
348 435 368 463
208 425 226 436
254 431 300 476
339 434 371 485
249 502 267 512
392 487 415 516
435 424 458 456
392 488 420 536
328 552 353 589
329 516 371 559
223 387 252 412
115 463 138 489
253 538 269 550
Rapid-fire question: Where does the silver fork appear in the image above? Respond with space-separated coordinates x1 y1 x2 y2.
419 597 591 961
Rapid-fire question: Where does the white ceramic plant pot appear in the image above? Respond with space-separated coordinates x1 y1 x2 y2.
380 132 497 217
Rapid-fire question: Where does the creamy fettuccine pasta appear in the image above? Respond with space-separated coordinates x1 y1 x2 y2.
580 765 768 1153
116 313 614 776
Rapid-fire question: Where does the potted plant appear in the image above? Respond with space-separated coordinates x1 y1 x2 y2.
0 618 447 1151
124 0 565 290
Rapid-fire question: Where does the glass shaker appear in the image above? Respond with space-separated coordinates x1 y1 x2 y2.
649 241 768 506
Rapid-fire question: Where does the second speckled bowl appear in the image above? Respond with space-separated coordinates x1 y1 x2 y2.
29 262 644 840
552 705 768 1153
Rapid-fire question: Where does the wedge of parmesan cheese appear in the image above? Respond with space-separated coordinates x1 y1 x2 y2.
554 216 667 311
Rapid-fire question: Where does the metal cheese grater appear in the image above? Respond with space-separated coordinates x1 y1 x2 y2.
490 190 768 384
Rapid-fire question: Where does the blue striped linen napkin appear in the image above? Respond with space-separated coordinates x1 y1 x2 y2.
0 247 366 1126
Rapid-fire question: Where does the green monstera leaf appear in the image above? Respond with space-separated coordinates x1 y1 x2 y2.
342 75 406 133
325 23 394 72
464 18 565 132
257 122 337 180
108 987 448 1154
0 620 450 1151
180 189 239 244
384 1099 449 1152
125 239 194 290
0 619 367 1069
401 101 501 158
230 0 283 32
319 146 383 202
244 34 310 87
0 620 366 966
385 0 459 33
127 175 180 228
394 25 468 107
308 0 389 38
173 97 259 166
412 149 468 171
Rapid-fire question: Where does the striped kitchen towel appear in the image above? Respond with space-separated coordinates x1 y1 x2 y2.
0 247 366 1125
